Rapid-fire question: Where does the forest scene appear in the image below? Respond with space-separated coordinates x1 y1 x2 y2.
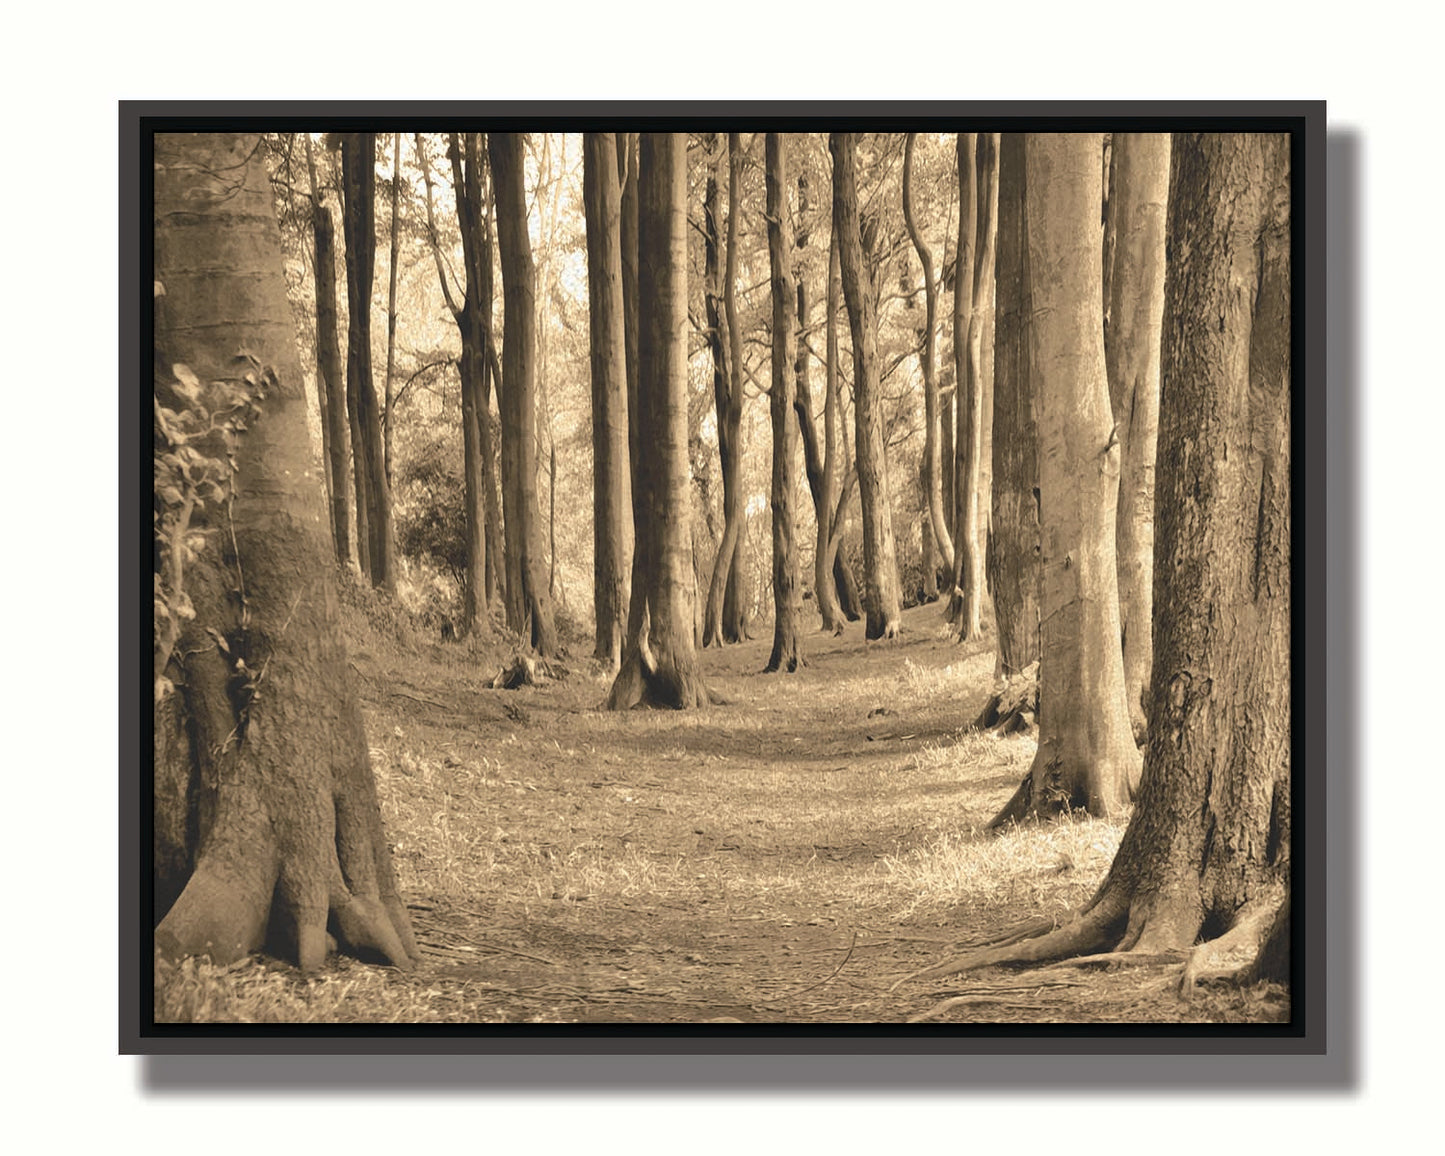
150 125 1292 1026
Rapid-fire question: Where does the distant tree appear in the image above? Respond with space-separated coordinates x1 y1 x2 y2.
991 133 1140 826
607 133 714 709
793 179 862 631
154 132 417 971
703 132 751 647
903 132 954 590
1104 133 1170 741
488 131 559 656
583 131 634 668
912 131 1290 991
303 135 351 567
416 132 493 637
764 132 805 672
340 131 396 592
831 131 902 640
987 134 1041 678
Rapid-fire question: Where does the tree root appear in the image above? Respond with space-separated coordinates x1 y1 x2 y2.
891 894 1128 990
897 882 1289 1017
1179 889 1288 996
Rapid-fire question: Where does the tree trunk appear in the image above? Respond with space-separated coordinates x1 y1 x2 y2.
903 132 955 581
480 196 505 611
912 132 1290 995
488 132 559 657
383 132 401 487
795 222 858 631
606 133 712 709
990 133 1140 827
831 132 901 640
337 140 370 581
614 132 651 669
987 134 1041 678
704 132 750 647
825 233 863 623
955 133 1000 641
154 132 417 972
340 132 396 593
583 131 634 669
764 133 805 672
305 138 351 569
1104 133 1170 743
948 132 977 627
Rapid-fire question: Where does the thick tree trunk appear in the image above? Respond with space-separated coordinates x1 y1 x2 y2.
764 133 805 672
1104 133 1170 742
607 133 712 709
903 132 955 580
488 132 559 657
990 133 1140 827
831 132 901 640
307 149 351 569
154 132 417 972
583 132 634 669
341 132 396 593
955 133 1000 641
987 134 1041 678
910 132 1290 995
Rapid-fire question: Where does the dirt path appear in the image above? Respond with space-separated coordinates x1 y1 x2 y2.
282 600 1278 1026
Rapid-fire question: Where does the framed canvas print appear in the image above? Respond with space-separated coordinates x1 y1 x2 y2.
123 102 1331 1065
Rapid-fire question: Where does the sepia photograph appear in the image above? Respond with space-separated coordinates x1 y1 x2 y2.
133 108 1318 1040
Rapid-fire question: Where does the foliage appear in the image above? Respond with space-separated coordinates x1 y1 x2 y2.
152 346 272 701
393 436 467 587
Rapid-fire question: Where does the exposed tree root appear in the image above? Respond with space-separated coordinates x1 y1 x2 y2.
971 661 1038 737
1179 890 1289 996
891 892 1128 990
604 645 720 710
896 881 1289 1016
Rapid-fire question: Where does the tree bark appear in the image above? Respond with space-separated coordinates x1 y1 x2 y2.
583 131 634 669
340 132 396 593
987 134 1041 678
911 132 1290 994
831 132 901 640
903 132 955 582
795 221 860 629
764 133 805 672
154 132 417 972
990 133 1140 827
955 133 1000 641
1104 133 1170 742
488 132 559 657
703 132 750 647
305 137 351 569
383 132 401 487
606 133 712 709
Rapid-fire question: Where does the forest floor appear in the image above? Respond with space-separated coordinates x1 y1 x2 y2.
155 591 1288 1026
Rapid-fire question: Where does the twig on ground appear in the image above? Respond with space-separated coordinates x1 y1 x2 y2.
389 690 451 710
758 931 858 1003
907 995 1049 1023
